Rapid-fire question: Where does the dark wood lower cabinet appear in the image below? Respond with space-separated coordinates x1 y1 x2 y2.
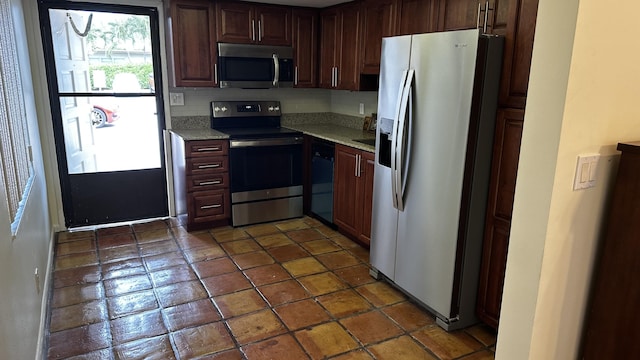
581 142 640 359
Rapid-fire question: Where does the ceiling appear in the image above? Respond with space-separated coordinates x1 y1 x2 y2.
240 0 353 7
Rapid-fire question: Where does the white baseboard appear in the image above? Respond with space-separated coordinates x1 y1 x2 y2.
34 230 55 360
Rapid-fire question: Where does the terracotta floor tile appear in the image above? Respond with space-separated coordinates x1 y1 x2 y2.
458 350 495 360
201 271 252 296
302 217 324 227
356 282 405 307
195 348 244 360
298 272 348 296
192 257 238 279
334 264 376 287
295 322 359 358
412 326 483 360
282 257 327 277
316 250 361 270
142 251 187 271
331 349 375 360
56 238 96 256
103 274 152 297
174 229 217 249
226 309 286 345
380 302 433 332
99 244 139 264
221 239 262 255
286 228 324 243
135 228 173 243
266 243 310 262
57 230 95 243
183 244 226 263
171 322 235 359
258 279 310 306
138 239 179 257
274 299 331 330
155 280 208 308
275 218 310 232
464 324 497 347
113 335 176 360
301 239 342 255
53 265 101 288
49 300 108 332
213 289 267 318
242 334 310 360
107 290 158 319
55 251 99 270
97 233 136 249
149 264 196 287
340 311 404 345
163 299 221 331
47 321 111 359
211 226 250 242
349 246 371 263
51 282 104 308
110 310 167 345
132 220 168 233
101 258 146 280
315 226 340 238
317 289 373 318
243 263 291 286
254 232 294 248
96 225 132 237
367 336 437 360
244 223 281 237
231 250 275 270
330 234 362 249
66 348 114 360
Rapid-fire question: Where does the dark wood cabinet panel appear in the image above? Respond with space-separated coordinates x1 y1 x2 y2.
319 9 339 88
581 142 640 359
216 1 291 45
437 0 480 32
397 0 436 34
334 145 374 247
292 9 318 88
360 0 397 74
319 3 360 90
476 108 523 328
168 0 217 87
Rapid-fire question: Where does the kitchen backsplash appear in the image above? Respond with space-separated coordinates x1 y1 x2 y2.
171 112 366 130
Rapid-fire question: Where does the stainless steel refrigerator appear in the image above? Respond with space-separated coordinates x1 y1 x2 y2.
370 29 503 331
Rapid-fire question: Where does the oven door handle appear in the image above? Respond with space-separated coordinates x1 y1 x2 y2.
230 137 303 148
273 53 279 87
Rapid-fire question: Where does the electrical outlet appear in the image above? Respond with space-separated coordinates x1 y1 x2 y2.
359 103 365 115
169 92 184 106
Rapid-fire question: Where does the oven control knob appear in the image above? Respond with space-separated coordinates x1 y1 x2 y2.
214 106 220 112
268 106 274 111
221 106 228 112
274 106 280 111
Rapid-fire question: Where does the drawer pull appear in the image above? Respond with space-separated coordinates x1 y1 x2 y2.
198 180 222 186
197 147 221 152
200 204 222 210
198 164 220 169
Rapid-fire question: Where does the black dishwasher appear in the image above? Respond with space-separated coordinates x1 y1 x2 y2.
311 139 334 224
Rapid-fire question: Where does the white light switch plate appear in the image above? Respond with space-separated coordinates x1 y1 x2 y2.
169 92 184 106
573 154 600 190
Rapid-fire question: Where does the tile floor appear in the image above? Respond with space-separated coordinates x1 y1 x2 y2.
46 216 497 359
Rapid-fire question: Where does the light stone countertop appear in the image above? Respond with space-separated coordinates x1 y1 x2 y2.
284 124 376 153
169 128 229 141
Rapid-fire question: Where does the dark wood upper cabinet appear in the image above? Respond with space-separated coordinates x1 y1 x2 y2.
437 0 481 32
168 0 218 87
319 3 361 90
216 1 291 46
360 0 397 75
318 9 339 89
397 0 437 35
292 8 318 88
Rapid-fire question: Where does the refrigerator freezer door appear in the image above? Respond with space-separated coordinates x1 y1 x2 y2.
370 35 412 281
394 30 480 318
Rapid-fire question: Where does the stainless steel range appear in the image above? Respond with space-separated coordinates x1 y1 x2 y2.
211 101 303 226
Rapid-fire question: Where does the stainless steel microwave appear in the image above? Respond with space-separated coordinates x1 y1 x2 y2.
217 43 294 89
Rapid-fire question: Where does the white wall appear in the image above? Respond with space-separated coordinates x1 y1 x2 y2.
497 0 640 358
0 1 53 359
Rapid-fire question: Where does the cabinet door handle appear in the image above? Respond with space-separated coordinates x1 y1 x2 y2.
294 66 299 85
252 20 256 41
476 2 483 30
197 147 221 152
198 164 221 169
484 1 491 33
214 63 218 84
198 180 222 186
258 20 262 42
200 204 222 210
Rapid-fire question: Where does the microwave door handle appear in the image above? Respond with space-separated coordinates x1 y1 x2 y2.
273 53 279 86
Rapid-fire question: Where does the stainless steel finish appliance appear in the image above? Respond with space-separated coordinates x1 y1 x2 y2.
310 139 335 224
211 101 303 226
370 29 503 331
217 43 294 89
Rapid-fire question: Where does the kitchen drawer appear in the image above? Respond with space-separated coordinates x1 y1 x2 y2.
187 173 229 192
187 140 228 157
189 190 230 222
186 156 229 175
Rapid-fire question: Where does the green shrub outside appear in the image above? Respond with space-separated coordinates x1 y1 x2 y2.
90 63 153 90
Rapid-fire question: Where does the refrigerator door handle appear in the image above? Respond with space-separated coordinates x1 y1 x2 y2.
391 70 409 209
394 68 414 211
